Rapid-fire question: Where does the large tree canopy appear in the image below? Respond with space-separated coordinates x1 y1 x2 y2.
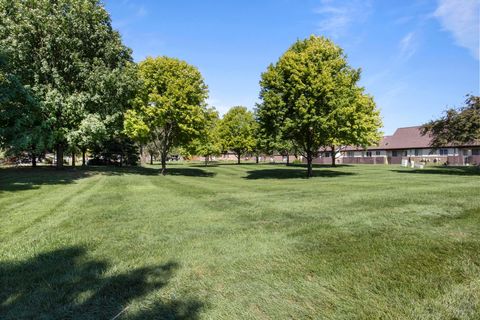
0 53 50 166
0 0 136 167
124 56 209 174
421 95 480 147
257 35 382 177
218 106 257 164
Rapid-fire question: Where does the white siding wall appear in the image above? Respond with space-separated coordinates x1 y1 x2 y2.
342 148 467 158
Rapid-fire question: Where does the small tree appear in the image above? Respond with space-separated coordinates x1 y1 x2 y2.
124 56 209 174
257 36 382 177
218 106 257 164
421 95 480 147
144 142 159 165
188 108 222 166
67 114 107 166
255 128 295 165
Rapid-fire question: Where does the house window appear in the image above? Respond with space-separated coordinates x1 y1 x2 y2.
472 149 480 156
324 152 330 158
403 150 408 157
414 149 421 156
366 151 372 157
392 151 398 157
375 151 381 156
347 151 354 157
439 149 448 156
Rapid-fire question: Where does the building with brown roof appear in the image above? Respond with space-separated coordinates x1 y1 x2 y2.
313 126 480 166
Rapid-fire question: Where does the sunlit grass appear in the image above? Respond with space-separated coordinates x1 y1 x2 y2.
1 163 479 319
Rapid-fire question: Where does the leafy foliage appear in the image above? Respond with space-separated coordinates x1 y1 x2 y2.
0 0 136 167
0 53 50 164
66 114 107 165
218 106 257 164
187 108 222 165
124 56 209 173
90 135 139 166
257 36 382 176
421 95 480 147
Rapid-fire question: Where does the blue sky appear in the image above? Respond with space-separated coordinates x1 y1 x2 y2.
104 0 479 135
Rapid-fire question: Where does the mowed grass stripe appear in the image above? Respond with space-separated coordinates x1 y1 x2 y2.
0 173 104 243
0 164 479 319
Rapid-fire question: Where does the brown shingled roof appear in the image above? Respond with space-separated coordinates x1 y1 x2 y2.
343 126 432 151
382 126 432 149
335 126 479 152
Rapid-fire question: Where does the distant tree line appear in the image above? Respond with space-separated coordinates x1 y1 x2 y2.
5 0 449 178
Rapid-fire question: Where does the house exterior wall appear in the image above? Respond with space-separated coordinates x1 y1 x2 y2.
312 157 332 164
309 147 477 166
468 155 480 165
306 125 480 166
268 155 297 163
341 157 387 164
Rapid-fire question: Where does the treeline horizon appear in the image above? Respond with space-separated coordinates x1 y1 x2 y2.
2 0 474 178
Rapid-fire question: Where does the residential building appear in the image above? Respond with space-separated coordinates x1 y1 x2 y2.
312 126 480 165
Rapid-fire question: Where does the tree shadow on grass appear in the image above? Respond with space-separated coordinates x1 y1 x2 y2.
0 167 94 192
0 246 203 319
244 167 355 179
189 162 220 168
166 168 216 177
0 165 215 192
288 163 352 168
391 166 480 176
83 166 215 178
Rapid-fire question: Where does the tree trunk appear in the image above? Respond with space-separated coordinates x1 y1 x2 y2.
71 152 76 167
82 150 86 166
56 144 64 169
286 152 290 166
205 155 209 167
150 153 153 165
161 152 167 175
139 145 145 165
306 152 313 178
256 155 259 164
331 145 336 167
31 152 36 167
237 153 241 164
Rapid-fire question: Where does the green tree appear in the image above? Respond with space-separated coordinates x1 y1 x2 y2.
90 134 139 166
143 142 159 165
218 106 257 164
0 0 135 168
0 53 50 166
324 91 382 166
124 56 209 174
188 108 222 166
257 35 382 177
275 139 296 166
67 114 107 166
421 95 480 147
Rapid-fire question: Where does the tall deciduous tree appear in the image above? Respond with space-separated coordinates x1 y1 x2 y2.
257 36 382 177
218 106 257 164
0 0 135 168
124 56 209 174
421 95 480 147
0 53 50 166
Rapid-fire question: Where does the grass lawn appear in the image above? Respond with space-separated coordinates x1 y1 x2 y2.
1 163 479 319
